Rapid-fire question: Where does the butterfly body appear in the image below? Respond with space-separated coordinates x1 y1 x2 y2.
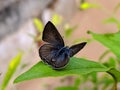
51 46 70 68
39 21 87 69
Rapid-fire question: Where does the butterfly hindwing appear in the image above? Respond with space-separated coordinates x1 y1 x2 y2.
39 44 59 63
42 21 64 47
39 44 70 69
69 42 87 57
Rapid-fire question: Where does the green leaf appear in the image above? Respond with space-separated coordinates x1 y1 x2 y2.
80 2 100 10
104 57 116 68
73 38 92 44
51 14 62 26
103 17 119 24
103 17 120 30
90 72 97 83
55 86 78 90
33 18 44 33
99 50 111 61
74 77 81 87
88 31 120 60
1 52 22 90
113 3 120 13
14 57 110 83
64 24 77 38
100 75 113 90
107 68 120 82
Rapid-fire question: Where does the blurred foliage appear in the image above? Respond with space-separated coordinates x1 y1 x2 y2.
102 2 120 31
113 3 120 14
88 30 120 89
33 18 44 33
98 50 111 61
107 68 120 82
55 86 78 90
80 2 100 10
64 24 77 38
103 17 120 30
1 52 22 90
99 74 113 90
103 57 117 68
103 17 119 24
73 37 92 44
51 14 63 26
74 77 81 88
88 31 120 60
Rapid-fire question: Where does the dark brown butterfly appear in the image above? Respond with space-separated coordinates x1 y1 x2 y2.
39 21 87 69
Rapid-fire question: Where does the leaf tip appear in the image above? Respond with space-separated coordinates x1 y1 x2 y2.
13 74 24 84
87 30 92 34
13 77 19 84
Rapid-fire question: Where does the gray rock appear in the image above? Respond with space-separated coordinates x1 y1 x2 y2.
0 0 53 40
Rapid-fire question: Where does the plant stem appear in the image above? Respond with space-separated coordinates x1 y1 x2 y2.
107 71 117 90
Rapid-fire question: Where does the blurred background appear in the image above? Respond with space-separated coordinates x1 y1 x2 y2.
0 0 120 90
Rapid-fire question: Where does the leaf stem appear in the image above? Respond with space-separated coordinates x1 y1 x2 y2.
107 71 117 90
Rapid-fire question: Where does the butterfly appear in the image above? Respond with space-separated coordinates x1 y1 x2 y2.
39 21 87 69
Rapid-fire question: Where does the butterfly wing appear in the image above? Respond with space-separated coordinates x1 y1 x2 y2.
39 44 58 63
69 42 87 57
42 21 64 47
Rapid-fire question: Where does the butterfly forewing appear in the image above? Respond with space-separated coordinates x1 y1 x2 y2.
42 21 64 47
69 42 87 57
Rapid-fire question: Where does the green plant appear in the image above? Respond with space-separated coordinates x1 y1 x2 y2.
79 1 101 10
1 52 22 90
